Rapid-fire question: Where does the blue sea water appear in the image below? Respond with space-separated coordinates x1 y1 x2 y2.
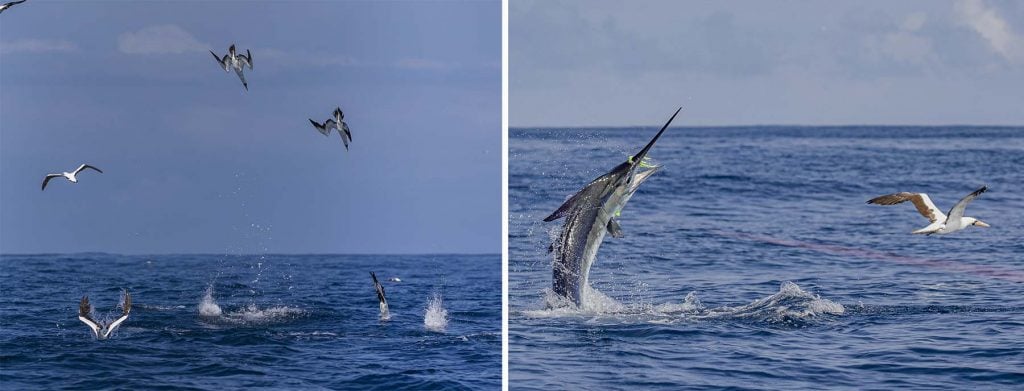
0 254 500 390
509 126 1024 390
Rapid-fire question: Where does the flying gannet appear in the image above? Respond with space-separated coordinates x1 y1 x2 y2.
79 290 131 340
41 164 102 191
210 44 252 91
308 107 353 150
867 185 990 235
370 272 390 320
0 0 26 14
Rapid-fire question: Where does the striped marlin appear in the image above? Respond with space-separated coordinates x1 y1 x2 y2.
543 107 681 306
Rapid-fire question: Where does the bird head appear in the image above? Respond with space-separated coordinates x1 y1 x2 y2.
970 218 990 228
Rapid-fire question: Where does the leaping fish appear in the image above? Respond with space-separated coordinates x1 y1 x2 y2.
544 107 682 307
78 290 131 340
370 272 390 320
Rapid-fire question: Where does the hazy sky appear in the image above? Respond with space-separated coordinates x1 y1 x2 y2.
511 0 1024 127
0 1 500 254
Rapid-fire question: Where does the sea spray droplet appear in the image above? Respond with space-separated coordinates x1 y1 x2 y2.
199 286 222 317
424 292 448 332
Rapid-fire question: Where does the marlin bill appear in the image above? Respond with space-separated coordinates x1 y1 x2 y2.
544 107 682 307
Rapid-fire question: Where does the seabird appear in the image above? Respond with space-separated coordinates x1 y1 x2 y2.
308 107 353 150
41 164 102 191
78 290 131 340
867 185 990 235
210 44 253 91
370 272 390 320
0 0 26 14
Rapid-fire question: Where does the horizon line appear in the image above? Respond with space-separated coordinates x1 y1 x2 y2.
510 123 1024 129
0 251 500 257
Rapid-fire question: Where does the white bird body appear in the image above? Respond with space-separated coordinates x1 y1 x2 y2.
309 107 353 150
211 44 252 90
41 164 102 190
868 186 989 235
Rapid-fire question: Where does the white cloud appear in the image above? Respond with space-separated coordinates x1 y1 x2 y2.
0 39 78 54
955 0 1024 63
257 48 359 67
395 58 456 71
117 24 207 54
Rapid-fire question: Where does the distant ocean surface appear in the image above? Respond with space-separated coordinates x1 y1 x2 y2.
510 126 1024 390
0 254 500 390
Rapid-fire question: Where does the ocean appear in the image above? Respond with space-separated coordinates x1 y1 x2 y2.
0 254 500 389
509 126 1024 390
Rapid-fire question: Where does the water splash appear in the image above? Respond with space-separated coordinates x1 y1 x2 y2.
525 281 843 326
424 292 448 332
198 286 222 317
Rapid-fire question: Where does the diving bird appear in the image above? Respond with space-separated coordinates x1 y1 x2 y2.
210 44 252 90
41 164 102 191
0 0 26 14
308 107 353 150
370 272 390 320
544 107 682 306
78 290 131 340
867 186 990 235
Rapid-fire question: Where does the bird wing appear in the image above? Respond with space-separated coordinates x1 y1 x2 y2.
41 174 62 191
340 122 351 150
342 121 351 140
244 49 252 69
210 51 229 71
101 290 131 339
74 164 103 175
946 186 987 224
236 53 252 69
309 119 329 136
1 1 27 13
867 192 946 223
78 296 102 339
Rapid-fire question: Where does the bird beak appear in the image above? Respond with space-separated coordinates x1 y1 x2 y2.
975 221 990 228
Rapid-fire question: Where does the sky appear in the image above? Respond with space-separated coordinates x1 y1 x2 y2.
511 0 1024 127
0 1 500 254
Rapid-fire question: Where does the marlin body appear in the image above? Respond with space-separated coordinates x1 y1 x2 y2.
544 108 681 306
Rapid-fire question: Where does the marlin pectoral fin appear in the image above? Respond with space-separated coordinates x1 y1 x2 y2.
607 218 624 238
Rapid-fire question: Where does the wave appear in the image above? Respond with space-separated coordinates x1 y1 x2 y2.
523 281 844 326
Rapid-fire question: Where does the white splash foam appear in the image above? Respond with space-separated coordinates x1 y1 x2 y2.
198 286 222 317
523 281 843 325
655 291 704 314
230 304 305 324
424 293 448 332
